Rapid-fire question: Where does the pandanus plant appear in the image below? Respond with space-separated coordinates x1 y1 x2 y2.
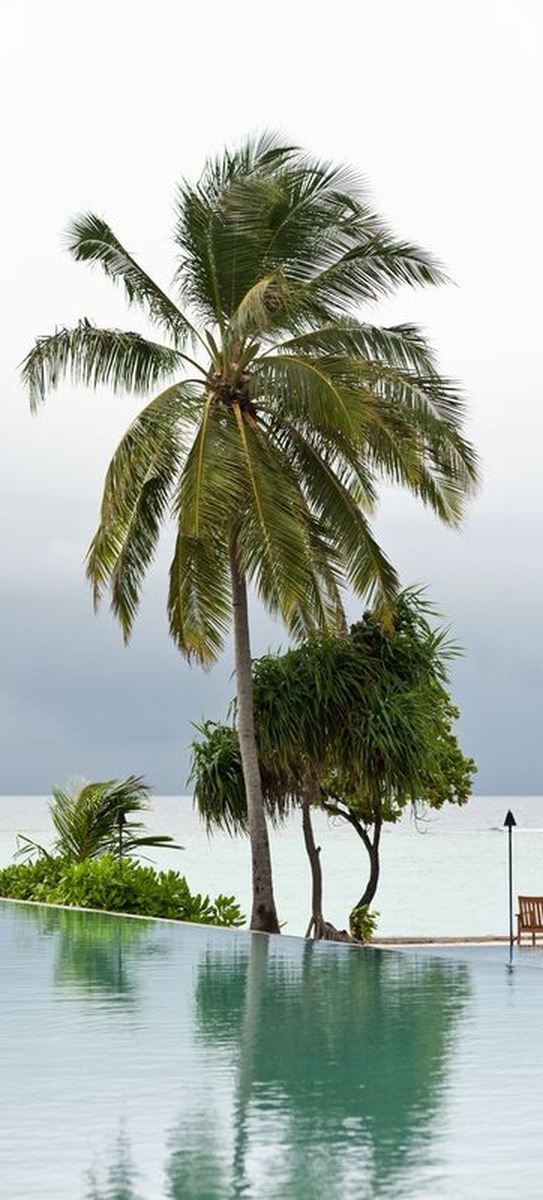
22 134 477 931
191 593 475 939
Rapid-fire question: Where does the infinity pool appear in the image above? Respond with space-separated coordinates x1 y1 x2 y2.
1 900 542 1198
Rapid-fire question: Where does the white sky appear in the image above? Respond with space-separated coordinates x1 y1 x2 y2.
1 0 542 792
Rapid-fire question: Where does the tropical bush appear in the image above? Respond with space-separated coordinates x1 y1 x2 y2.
17 775 180 862
350 905 379 943
0 857 244 927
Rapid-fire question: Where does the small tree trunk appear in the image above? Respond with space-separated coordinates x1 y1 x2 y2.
230 541 280 934
302 776 355 942
301 782 325 940
350 819 382 915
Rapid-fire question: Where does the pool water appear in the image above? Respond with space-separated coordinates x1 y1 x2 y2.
1 900 542 1199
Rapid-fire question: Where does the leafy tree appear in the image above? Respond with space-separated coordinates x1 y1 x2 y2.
317 597 476 924
191 593 475 936
22 134 478 932
16 775 179 862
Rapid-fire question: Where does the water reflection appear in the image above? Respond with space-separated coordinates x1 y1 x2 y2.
11 903 154 1000
176 936 470 1198
165 1115 229 1199
86 1129 142 1200
2 904 472 1199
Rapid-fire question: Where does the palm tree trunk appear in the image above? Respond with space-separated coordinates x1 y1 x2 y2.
230 541 280 934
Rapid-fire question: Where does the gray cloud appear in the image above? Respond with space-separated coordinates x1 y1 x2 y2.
1 0 542 794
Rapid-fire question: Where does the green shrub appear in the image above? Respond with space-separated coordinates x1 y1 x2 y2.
0 857 65 900
0 856 244 928
350 904 379 943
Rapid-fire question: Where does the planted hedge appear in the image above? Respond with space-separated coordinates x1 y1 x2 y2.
0 856 244 927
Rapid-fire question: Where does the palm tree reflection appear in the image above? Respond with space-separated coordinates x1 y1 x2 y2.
73 932 470 1198
12 903 155 1000
86 1128 142 1200
167 937 470 1198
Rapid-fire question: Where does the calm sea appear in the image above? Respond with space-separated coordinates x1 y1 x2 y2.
1 795 541 939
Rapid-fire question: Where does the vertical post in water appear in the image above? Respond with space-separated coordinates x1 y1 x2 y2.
504 809 516 968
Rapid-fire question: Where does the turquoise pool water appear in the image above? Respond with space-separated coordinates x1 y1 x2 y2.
1 901 542 1199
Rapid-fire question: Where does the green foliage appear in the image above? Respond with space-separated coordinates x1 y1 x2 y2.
22 134 478 666
191 590 476 829
189 720 292 833
350 905 379 942
0 856 65 900
0 857 245 927
17 775 181 863
318 592 477 820
190 722 247 834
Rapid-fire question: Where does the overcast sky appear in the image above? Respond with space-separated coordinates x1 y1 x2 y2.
1 0 541 795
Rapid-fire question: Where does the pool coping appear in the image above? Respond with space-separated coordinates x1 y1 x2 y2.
0 895 248 935
0 897 514 949
373 935 509 946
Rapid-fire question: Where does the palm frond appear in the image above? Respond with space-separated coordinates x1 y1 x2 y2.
282 427 399 609
22 321 186 411
232 415 321 629
66 213 194 346
254 353 364 437
358 377 478 522
228 272 293 341
168 402 258 662
276 320 441 375
251 421 348 633
188 131 299 202
175 142 363 326
86 382 200 637
168 528 231 664
305 234 446 314
18 775 180 862
173 400 247 537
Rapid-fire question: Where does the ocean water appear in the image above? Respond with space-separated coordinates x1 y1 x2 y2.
1 795 541 938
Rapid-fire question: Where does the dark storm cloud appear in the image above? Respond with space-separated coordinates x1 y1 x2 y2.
1 479 541 794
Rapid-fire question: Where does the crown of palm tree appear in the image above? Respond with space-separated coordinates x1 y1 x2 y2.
23 132 478 664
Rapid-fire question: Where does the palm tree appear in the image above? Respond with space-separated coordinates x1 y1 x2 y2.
22 134 478 932
16 775 179 862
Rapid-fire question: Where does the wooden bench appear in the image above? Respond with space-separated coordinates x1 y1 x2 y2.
517 896 543 944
